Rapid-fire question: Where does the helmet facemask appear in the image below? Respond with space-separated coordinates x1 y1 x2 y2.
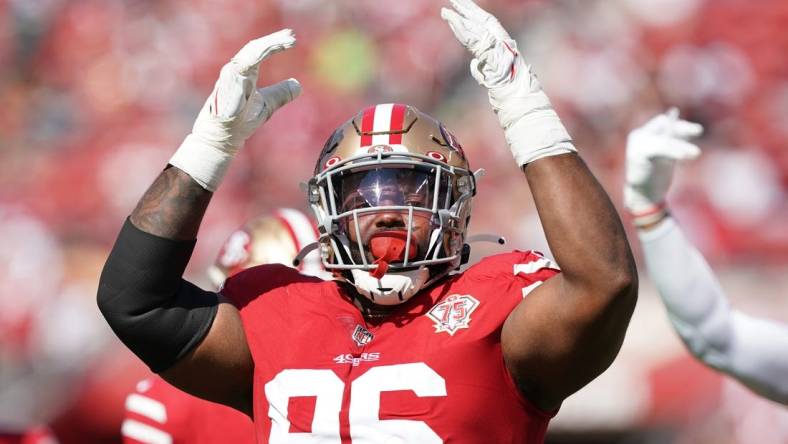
310 152 474 304
308 104 475 305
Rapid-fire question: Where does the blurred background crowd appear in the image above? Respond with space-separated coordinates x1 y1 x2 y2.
0 0 786 442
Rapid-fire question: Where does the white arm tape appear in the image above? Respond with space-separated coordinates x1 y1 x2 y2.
640 218 788 405
504 112 575 166
168 134 235 192
488 71 576 167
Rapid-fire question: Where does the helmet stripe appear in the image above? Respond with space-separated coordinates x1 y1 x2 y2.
360 105 376 147
274 213 300 255
275 208 318 253
275 208 322 275
371 103 394 146
389 103 406 145
360 104 408 147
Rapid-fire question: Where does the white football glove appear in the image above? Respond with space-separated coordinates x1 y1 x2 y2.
169 29 302 191
440 0 576 167
624 108 703 227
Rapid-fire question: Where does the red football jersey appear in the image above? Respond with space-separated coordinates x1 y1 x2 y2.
222 250 560 444
121 376 255 444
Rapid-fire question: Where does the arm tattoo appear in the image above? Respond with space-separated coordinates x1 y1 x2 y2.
130 166 213 240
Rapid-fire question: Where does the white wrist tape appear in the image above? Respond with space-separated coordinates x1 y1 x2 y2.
168 134 236 192
488 68 576 166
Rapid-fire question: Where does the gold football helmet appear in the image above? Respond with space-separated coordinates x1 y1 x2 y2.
308 104 476 305
207 208 326 289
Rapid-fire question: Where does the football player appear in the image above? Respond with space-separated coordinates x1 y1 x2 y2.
98 1 638 442
624 108 788 405
121 208 324 444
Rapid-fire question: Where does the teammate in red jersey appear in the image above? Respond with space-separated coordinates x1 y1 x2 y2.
122 209 325 444
98 1 638 442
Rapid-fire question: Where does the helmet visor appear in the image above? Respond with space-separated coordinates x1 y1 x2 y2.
336 166 451 214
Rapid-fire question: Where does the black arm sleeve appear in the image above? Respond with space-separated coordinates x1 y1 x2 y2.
97 218 219 373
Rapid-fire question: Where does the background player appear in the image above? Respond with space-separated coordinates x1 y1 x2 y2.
97 1 638 442
122 208 325 444
624 108 788 406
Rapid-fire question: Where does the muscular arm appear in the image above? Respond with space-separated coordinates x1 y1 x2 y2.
437 2 637 409
133 167 254 413
640 217 788 405
97 30 300 417
129 166 211 239
502 154 638 410
110 167 254 414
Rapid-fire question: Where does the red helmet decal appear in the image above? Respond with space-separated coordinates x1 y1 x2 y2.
426 151 447 162
324 156 341 170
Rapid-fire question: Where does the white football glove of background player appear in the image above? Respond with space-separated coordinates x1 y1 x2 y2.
440 0 576 167
169 29 301 191
624 108 703 227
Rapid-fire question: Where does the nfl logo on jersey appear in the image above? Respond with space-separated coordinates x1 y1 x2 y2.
427 294 480 336
352 324 374 346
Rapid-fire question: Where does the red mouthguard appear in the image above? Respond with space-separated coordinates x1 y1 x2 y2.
368 231 417 279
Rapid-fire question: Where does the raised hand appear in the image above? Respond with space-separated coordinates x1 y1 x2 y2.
440 0 576 166
440 0 520 89
624 108 703 226
170 29 301 191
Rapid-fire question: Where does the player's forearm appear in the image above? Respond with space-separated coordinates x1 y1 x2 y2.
130 166 212 240
506 153 636 408
725 313 788 404
641 221 788 404
525 154 637 298
639 218 732 353
682 312 788 406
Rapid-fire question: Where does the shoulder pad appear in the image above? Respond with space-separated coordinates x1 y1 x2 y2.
220 264 322 308
463 250 559 279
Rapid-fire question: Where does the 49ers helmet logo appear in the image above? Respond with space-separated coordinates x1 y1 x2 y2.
426 294 479 336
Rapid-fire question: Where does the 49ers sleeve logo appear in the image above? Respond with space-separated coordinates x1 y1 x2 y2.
426 294 479 336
